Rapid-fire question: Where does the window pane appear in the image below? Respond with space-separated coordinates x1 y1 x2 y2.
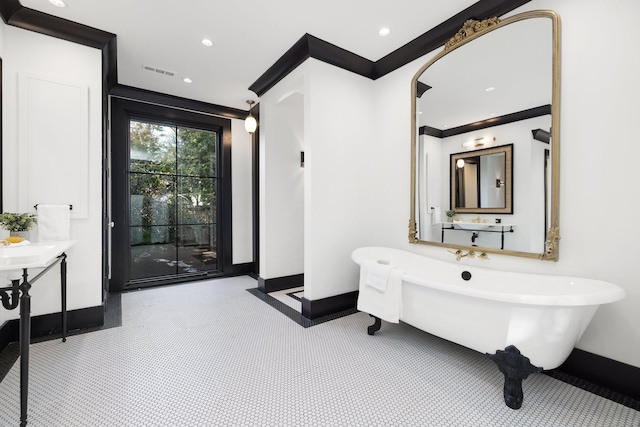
190 226 217 272
126 118 219 283
177 127 217 177
177 177 216 225
130 226 178 280
130 173 176 227
178 225 217 272
130 121 176 174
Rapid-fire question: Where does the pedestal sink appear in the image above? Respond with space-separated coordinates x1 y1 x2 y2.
453 222 492 230
0 245 56 258
0 242 73 268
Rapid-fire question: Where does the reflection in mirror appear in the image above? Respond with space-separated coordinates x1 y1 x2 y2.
409 11 560 260
451 144 512 212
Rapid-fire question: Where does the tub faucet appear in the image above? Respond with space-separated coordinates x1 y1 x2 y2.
449 249 475 261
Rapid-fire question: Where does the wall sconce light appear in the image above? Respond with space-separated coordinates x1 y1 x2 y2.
456 159 465 168
245 100 257 134
496 179 505 188
301 151 305 168
462 136 495 148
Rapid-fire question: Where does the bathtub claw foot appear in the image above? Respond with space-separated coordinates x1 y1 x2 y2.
487 345 542 410
367 315 382 335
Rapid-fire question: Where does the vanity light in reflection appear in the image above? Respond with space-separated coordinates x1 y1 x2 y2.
462 136 495 148
456 159 465 168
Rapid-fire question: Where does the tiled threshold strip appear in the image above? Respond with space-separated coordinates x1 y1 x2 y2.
248 287 640 412
246 288 358 328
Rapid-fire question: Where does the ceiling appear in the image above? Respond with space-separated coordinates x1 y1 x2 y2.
19 0 478 111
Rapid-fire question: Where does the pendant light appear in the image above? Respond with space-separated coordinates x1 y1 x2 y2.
245 100 257 134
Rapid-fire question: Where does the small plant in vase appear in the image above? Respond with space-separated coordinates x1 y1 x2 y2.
0 212 37 240
445 210 457 222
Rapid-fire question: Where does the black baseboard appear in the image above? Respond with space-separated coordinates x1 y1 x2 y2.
0 305 104 353
301 291 358 320
555 348 640 402
258 274 304 293
228 262 255 276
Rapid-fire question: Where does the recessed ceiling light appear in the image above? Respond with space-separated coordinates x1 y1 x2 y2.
489 111 498 116
201 39 213 47
485 86 495 92
183 77 192 84
379 27 390 37
49 0 67 7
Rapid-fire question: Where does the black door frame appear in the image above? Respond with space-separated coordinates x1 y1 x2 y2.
110 97 233 292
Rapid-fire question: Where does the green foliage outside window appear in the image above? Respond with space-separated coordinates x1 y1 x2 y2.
129 121 217 246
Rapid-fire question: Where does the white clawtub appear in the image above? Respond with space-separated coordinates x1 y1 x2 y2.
352 246 626 409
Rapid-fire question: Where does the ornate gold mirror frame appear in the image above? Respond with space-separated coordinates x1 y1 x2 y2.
409 10 561 260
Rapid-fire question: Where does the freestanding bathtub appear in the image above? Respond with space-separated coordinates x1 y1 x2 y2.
352 246 626 409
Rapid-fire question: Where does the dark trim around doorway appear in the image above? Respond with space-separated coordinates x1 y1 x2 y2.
109 97 233 292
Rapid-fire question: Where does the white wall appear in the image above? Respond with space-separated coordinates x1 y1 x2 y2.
259 66 306 279
231 118 253 264
260 59 379 300
1 25 103 320
303 59 378 300
372 0 640 368
417 134 442 241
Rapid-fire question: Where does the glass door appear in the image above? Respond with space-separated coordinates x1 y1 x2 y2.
128 120 219 281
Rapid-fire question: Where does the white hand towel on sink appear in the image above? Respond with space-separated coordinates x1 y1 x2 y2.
37 204 71 241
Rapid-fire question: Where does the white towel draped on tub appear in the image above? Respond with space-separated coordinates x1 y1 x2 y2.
37 204 71 241
363 261 393 291
357 260 403 323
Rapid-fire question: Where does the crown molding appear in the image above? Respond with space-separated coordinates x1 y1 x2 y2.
0 0 114 48
420 105 551 138
250 0 531 96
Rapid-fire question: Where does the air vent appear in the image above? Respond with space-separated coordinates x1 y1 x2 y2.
142 64 176 78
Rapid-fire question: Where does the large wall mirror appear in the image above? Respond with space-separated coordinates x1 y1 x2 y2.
409 10 560 260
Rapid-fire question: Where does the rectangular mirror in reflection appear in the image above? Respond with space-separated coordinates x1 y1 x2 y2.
450 144 512 213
